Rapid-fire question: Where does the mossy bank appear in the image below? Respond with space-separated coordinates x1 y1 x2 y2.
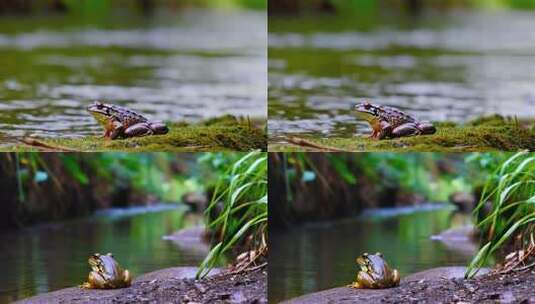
269 116 535 152
4 116 266 152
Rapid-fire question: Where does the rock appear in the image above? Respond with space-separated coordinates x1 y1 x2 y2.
15 267 221 304
281 267 490 304
430 226 478 257
449 192 476 212
181 192 208 212
162 226 210 255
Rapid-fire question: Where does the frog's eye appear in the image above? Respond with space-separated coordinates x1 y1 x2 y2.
95 102 104 109
363 103 371 109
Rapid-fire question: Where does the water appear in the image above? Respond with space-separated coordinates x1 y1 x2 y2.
269 10 535 143
269 205 475 303
0 205 208 303
0 9 266 141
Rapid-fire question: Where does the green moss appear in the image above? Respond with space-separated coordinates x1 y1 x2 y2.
269 116 535 152
6 116 266 152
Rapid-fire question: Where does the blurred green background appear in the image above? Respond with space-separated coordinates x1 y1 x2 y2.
0 0 266 15
269 0 535 15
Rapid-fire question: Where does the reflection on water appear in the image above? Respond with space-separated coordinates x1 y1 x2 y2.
0 205 206 303
269 205 474 303
269 11 535 142
0 9 266 140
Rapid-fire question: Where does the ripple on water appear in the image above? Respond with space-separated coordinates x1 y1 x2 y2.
269 11 535 140
0 10 266 138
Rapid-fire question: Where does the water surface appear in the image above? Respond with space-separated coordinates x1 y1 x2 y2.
0 205 207 303
269 205 475 303
0 9 266 140
269 10 535 142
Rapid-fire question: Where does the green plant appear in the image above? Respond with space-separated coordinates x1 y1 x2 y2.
466 151 535 278
196 152 267 278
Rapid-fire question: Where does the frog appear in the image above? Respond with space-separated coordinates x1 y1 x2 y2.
87 101 169 139
81 253 132 289
354 102 436 140
349 252 400 289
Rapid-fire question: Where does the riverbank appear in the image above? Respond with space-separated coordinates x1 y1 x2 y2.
16 265 267 304
269 116 535 152
3 116 267 152
283 264 535 303
381 268 535 304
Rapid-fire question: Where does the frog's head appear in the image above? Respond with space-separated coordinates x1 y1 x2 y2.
88 253 104 272
88 253 119 275
354 102 380 121
356 252 386 275
87 101 114 125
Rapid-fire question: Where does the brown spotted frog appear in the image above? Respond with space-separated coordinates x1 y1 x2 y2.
354 102 436 139
87 101 169 139
81 253 132 289
349 252 400 289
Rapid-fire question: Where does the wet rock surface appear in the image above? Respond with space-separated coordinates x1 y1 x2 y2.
16 266 266 304
282 266 535 304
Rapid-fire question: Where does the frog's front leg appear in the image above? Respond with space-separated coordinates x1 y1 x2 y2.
417 121 436 135
376 121 393 140
109 120 125 140
351 271 376 289
124 122 154 138
82 271 108 289
391 122 420 138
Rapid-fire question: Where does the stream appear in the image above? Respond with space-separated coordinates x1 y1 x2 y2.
0 205 208 303
269 204 476 303
269 10 535 143
0 8 266 142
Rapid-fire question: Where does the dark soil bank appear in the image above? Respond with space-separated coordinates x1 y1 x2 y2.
112 267 267 304
381 269 535 304
16 266 267 304
280 266 535 304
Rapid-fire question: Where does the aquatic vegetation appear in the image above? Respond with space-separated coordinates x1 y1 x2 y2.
6 116 267 152
197 151 267 278
466 152 535 278
269 116 535 152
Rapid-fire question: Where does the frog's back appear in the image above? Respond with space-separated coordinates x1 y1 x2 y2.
378 105 416 127
110 104 148 127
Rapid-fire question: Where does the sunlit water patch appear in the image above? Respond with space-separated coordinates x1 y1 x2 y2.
269 11 535 142
0 10 266 139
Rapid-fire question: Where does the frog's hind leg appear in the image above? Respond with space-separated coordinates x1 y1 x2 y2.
391 269 400 286
120 269 132 287
417 121 436 135
391 122 420 138
124 122 154 138
149 122 169 135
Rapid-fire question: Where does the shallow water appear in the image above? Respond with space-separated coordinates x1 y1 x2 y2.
0 9 266 139
269 205 475 303
269 10 535 142
0 205 207 303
